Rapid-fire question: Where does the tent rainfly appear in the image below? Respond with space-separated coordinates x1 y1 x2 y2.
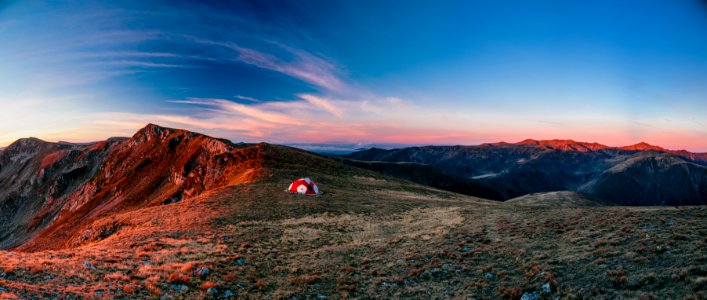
287 177 320 195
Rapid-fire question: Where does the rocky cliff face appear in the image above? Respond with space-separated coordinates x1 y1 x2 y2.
0 124 266 251
0 137 121 248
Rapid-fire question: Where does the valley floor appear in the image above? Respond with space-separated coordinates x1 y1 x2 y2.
1 179 706 299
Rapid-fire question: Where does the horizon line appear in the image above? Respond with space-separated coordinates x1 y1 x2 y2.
2 125 706 153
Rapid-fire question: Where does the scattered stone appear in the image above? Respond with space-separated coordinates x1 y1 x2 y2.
83 261 96 270
0 287 6 292
520 291 541 300
627 276 641 289
171 284 188 293
94 290 105 296
235 258 246 266
484 272 495 280
221 290 235 298
43 275 52 280
442 263 453 270
542 282 552 294
207 287 218 295
380 281 397 287
198 267 210 278
655 245 667 254
640 224 660 231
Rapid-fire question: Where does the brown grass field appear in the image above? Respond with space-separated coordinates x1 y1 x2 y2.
0 146 706 299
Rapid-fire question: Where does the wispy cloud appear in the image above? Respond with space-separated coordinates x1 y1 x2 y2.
298 94 344 117
235 95 261 102
170 98 303 125
183 36 347 93
85 60 192 69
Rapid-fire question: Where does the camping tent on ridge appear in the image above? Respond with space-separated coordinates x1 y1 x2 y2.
287 177 320 195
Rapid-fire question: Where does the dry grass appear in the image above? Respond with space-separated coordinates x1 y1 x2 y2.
0 166 705 299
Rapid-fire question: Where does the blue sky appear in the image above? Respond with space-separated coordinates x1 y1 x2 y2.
1 0 707 150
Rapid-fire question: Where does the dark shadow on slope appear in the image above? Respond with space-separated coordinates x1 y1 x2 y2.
334 158 504 200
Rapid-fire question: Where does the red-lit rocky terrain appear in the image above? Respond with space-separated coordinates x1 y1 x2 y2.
0 125 705 299
1 124 264 252
0 137 124 249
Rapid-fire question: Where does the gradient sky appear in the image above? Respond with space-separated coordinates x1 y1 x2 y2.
1 0 707 151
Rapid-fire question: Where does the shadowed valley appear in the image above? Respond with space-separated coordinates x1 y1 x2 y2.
342 140 707 205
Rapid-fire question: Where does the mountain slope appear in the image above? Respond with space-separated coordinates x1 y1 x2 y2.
505 191 610 207
0 137 123 248
14 124 266 251
579 153 707 205
343 143 617 199
343 140 707 205
336 158 504 200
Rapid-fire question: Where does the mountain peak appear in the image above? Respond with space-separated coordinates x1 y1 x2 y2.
137 123 172 135
131 123 185 144
619 142 665 151
6 137 47 151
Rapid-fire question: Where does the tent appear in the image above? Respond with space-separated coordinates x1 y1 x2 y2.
287 177 320 195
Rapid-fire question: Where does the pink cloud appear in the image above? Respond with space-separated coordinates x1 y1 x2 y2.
298 94 344 117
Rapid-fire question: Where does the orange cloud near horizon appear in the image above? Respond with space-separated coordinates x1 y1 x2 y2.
3 118 707 153
1 96 706 152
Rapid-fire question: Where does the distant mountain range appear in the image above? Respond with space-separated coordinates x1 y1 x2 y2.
285 143 417 155
342 139 707 205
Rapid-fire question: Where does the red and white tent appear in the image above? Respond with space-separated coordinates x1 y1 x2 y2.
287 177 320 195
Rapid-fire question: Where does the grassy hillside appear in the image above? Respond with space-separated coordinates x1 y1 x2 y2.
0 146 705 299
505 191 610 207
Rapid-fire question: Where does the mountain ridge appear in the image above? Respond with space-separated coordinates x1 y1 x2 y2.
343 141 707 205
481 138 705 157
0 124 268 251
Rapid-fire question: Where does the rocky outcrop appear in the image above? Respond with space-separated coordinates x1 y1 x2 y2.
0 137 120 248
0 124 266 251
